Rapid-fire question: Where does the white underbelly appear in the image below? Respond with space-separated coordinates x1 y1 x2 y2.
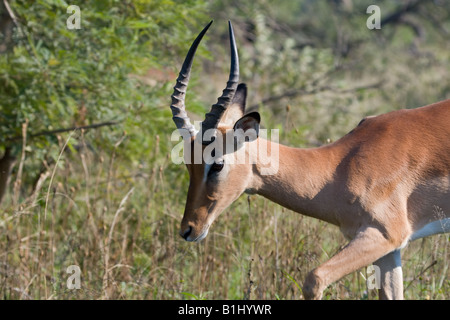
410 218 450 242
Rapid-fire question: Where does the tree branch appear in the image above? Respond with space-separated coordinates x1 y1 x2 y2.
0 146 15 204
248 81 383 111
6 120 121 143
2 0 19 28
381 0 422 26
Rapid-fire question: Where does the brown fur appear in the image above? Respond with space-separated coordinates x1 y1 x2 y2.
180 99 450 299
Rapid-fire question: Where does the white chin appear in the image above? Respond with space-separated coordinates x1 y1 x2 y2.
193 228 209 242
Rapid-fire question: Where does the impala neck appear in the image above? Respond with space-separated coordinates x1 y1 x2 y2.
252 139 346 225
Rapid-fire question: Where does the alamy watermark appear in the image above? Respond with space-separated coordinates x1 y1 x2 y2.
64 4 382 33
67 5 81 30
66 265 81 290
170 124 280 176
366 265 381 290
366 5 381 30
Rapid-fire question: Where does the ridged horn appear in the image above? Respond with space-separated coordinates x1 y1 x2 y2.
170 20 213 138
201 21 239 144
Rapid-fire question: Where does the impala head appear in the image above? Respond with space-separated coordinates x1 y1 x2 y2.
170 21 262 242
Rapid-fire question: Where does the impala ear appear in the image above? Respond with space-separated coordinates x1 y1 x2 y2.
218 83 247 127
233 111 260 143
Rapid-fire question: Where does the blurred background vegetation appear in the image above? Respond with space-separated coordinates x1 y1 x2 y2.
0 0 449 299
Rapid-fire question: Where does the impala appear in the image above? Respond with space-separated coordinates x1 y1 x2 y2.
170 21 450 300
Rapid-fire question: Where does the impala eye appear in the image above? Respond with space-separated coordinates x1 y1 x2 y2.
210 161 224 174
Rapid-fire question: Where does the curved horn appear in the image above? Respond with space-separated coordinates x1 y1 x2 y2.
171 20 213 138
201 21 239 143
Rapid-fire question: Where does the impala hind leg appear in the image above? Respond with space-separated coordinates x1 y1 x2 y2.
373 249 404 300
302 227 402 300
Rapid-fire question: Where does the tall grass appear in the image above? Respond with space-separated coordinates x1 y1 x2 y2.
0 129 448 300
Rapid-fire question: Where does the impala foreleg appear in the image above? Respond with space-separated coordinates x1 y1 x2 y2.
302 226 401 300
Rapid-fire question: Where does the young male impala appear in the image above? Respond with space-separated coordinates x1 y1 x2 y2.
170 21 450 300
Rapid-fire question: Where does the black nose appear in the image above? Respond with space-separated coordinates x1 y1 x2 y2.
180 226 192 240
